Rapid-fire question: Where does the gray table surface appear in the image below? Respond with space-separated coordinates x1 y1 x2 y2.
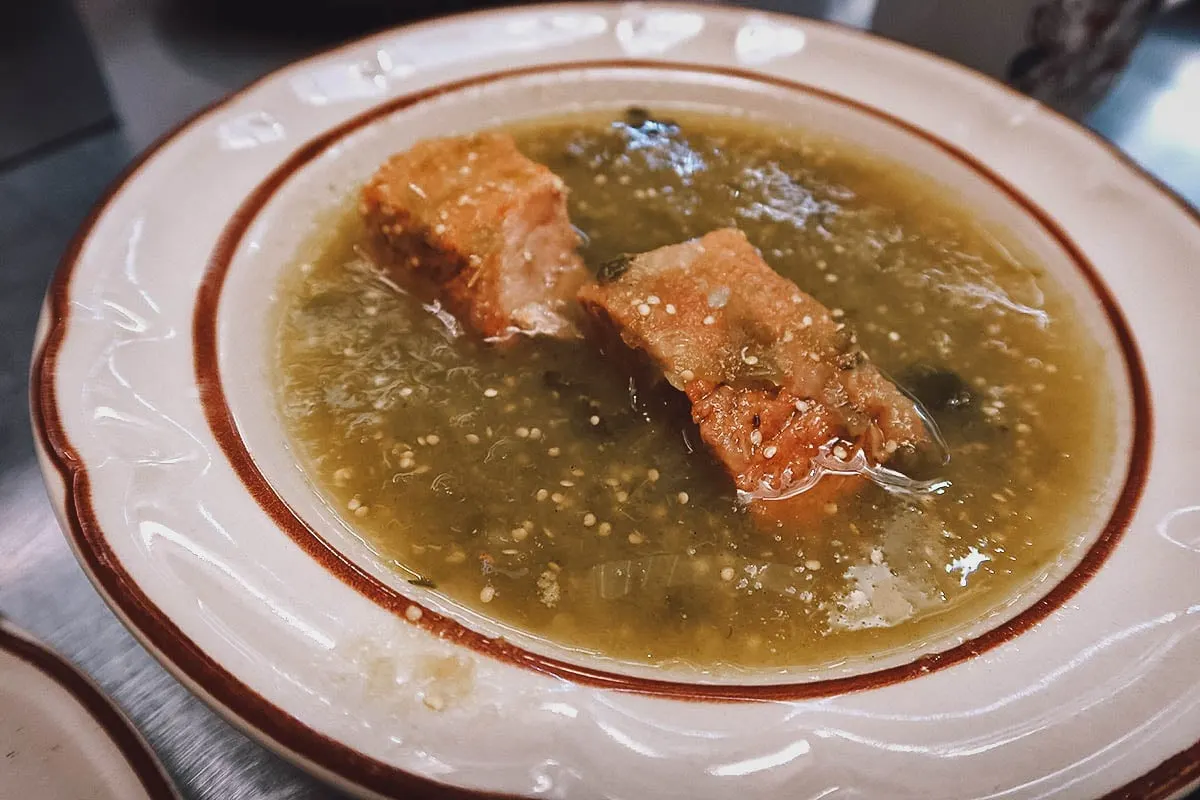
1 2 1198 799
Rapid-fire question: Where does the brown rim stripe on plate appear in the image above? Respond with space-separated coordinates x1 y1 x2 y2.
1100 740 1200 800
31 4 1196 796
194 59 1153 702
0 622 179 800
28 84 521 800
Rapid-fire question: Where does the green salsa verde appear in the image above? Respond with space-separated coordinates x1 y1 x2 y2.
273 110 1114 672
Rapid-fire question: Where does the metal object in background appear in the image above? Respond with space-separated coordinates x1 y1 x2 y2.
873 0 1164 118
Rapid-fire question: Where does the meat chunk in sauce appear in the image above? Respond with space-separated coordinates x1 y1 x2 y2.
578 228 931 525
361 133 587 339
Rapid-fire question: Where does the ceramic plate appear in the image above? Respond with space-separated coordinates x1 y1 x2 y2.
31 4 1200 798
0 619 177 799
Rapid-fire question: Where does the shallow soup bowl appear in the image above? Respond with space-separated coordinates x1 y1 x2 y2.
32 4 1200 798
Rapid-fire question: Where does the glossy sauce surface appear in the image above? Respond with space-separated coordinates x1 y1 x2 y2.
274 111 1114 672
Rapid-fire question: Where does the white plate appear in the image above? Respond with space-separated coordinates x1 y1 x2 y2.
31 4 1200 798
0 619 177 799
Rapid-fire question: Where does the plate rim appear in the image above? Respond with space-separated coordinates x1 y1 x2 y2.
29 3 1200 798
0 619 180 800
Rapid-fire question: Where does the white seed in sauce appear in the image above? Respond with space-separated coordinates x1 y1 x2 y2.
548 446 561 457
763 445 778 459
805 559 822 571
647 468 660 482
589 415 600 426
480 585 496 603
646 295 661 305
888 331 901 342
597 521 612 536
483 388 498 398
354 505 369 517
720 567 735 581
703 315 716 326
583 513 597 527
347 497 362 511
399 387 413 397
516 426 530 438
405 605 423 622
665 304 677 314
637 303 651 316
677 491 689 505
823 503 838 515
511 527 528 541
628 532 645 545
750 430 763 446
465 433 480 444
425 434 440 446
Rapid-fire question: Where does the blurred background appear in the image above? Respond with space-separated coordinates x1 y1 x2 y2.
1 1 1198 798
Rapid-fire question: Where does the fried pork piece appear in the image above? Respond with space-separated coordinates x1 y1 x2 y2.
578 228 930 524
361 132 588 339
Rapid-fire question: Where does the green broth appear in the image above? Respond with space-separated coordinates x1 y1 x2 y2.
274 110 1114 672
